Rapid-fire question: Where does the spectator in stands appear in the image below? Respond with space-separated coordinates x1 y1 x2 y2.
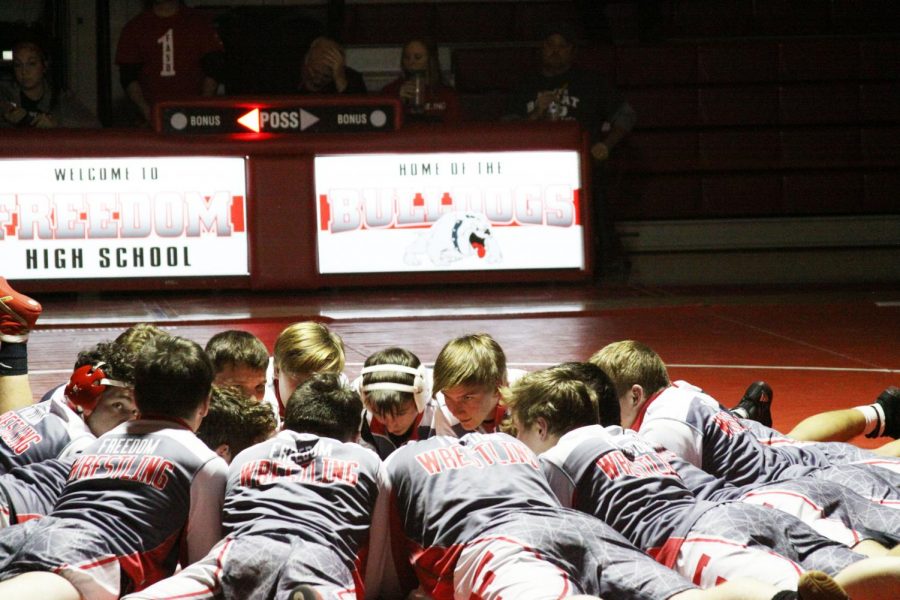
115 0 226 125
382 38 461 123
0 39 100 129
505 22 636 279
298 36 367 94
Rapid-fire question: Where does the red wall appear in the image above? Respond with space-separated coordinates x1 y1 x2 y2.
1 120 591 292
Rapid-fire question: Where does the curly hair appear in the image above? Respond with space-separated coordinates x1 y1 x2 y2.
197 385 276 457
74 340 138 386
114 323 171 354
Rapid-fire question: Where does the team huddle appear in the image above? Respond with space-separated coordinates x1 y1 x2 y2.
1 277 899 600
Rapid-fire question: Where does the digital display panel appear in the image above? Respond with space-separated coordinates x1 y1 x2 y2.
0 157 249 280
315 151 584 274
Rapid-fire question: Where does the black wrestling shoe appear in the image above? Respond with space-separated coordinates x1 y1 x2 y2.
874 386 900 439
796 570 849 600
732 381 774 428
291 585 322 600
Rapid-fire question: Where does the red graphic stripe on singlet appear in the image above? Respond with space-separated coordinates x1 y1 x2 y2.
741 489 823 512
71 553 121 571
692 553 712 585
472 550 496 598
14 512 43 523
465 535 570 599
647 536 686 569
120 527 183 591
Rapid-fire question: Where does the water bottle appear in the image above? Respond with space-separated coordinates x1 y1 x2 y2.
410 71 425 114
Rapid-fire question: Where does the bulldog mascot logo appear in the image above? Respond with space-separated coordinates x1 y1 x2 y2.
404 211 503 267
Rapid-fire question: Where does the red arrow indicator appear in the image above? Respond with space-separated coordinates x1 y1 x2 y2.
237 108 260 132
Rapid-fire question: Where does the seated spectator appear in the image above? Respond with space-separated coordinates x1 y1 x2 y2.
505 23 635 157
298 36 366 94
505 22 636 279
115 0 226 125
0 39 100 129
382 38 461 123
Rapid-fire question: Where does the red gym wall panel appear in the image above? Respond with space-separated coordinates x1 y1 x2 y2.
1 119 592 293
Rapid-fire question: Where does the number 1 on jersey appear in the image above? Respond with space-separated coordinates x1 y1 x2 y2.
157 28 175 77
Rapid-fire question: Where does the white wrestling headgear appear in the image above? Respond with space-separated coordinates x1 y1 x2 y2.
357 363 429 413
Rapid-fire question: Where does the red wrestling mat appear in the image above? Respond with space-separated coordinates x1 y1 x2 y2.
24 286 900 448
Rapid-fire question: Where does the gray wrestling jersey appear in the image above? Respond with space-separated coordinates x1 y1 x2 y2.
384 433 697 599
120 431 391 600
635 381 822 486
541 425 721 559
741 418 900 502
50 418 227 592
0 457 74 525
0 398 93 473
224 430 387 571
540 425 865 583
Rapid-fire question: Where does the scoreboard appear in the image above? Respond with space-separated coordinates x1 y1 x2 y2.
2 113 592 292
155 96 402 135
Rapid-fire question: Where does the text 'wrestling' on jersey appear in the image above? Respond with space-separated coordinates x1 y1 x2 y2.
239 457 361 487
0 413 43 455
68 453 175 490
595 449 680 481
414 439 540 475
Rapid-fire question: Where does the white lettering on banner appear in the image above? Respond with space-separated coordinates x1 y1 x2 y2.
189 115 222 127
321 185 576 233
260 110 300 129
314 151 584 273
1 157 249 280
0 192 242 240
336 113 367 125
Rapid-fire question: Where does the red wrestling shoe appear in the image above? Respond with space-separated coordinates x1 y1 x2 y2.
0 277 42 343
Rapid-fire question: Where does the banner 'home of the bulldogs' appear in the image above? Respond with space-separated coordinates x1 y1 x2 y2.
314 151 586 273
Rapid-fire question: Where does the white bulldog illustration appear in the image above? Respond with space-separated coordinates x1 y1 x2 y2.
404 211 502 267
